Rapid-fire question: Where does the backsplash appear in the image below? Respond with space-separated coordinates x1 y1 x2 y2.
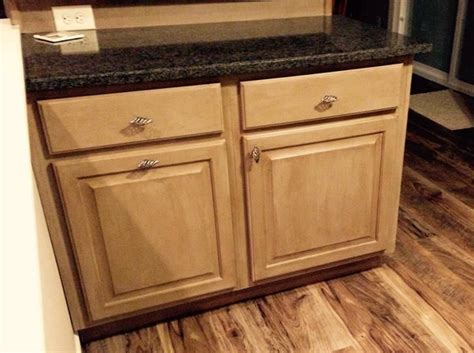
7 0 273 12
6 0 331 33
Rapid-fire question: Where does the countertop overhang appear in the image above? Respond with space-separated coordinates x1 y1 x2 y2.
21 15 431 92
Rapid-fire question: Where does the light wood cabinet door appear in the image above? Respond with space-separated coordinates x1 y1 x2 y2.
244 115 399 281
54 140 236 320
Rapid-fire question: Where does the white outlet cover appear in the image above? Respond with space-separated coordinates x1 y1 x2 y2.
60 30 100 55
52 5 96 32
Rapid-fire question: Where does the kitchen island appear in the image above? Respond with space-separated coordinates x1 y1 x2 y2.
22 15 430 342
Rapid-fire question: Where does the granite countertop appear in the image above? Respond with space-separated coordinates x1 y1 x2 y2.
22 15 431 92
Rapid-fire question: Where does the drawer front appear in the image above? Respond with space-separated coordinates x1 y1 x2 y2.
39 83 224 153
241 64 403 129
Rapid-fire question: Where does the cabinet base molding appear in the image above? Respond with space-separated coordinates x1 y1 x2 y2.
78 254 382 344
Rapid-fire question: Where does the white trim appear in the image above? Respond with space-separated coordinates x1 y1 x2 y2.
449 0 467 83
448 0 473 96
413 61 449 86
389 0 411 35
389 0 400 33
449 78 474 97
413 61 474 96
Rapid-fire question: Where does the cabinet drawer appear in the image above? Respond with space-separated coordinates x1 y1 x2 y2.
241 64 403 129
39 83 224 154
54 140 236 320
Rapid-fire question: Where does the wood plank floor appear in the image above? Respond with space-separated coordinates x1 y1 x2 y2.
85 117 474 353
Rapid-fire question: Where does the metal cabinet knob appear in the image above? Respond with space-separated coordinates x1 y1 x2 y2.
137 159 159 169
130 116 153 127
251 146 261 163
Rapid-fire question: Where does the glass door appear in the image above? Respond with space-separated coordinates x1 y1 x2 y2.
396 0 473 96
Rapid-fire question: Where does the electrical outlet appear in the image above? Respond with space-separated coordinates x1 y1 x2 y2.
60 30 99 55
52 5 96 32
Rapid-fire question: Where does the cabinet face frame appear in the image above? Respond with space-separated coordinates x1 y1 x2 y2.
54 140 236 320
243 114 398 281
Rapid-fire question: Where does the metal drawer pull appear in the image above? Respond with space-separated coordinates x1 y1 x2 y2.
316 95 338 112
137 159 160 169
130 116 153 127
251 146 261 163
321 95 338 104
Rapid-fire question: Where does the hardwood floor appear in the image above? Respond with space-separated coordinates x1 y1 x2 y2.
85 116 474 353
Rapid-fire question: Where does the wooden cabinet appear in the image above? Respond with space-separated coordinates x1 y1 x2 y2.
243 115 399 281
54 140 236 320
28 62 412 334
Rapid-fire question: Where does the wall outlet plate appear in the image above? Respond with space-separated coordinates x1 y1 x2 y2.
60 30 99 55
52 5 96 32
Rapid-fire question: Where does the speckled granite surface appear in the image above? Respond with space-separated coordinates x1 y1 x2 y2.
22 16 431 92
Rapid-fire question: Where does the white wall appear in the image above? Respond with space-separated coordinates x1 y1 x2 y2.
0 19 81 353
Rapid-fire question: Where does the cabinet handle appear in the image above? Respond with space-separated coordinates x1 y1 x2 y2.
316 95 338 112
250 146 261 163
130 116 153 127
137 159 160 169
321 95 338 104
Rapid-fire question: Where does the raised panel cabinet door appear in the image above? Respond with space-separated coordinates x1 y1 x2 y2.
244 115 399 281
54 140 236 320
